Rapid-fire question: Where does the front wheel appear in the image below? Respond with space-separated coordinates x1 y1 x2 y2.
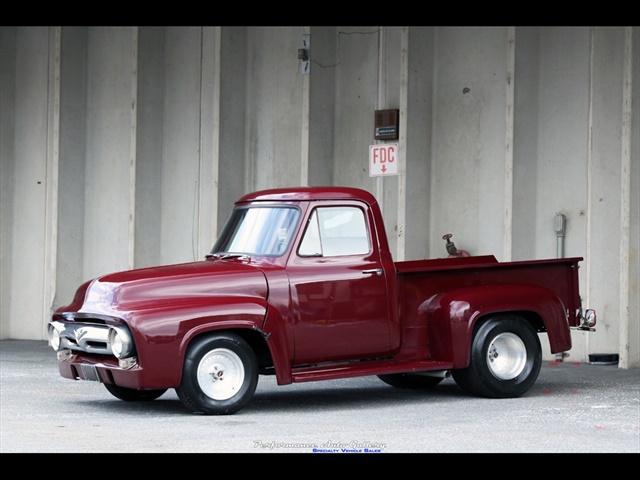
176 332 258 415
104 384 167 401
452 316 541 398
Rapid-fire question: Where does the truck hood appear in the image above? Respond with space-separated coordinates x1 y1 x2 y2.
57 259 268 317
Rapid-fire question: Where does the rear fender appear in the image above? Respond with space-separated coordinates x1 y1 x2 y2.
421 284 571 368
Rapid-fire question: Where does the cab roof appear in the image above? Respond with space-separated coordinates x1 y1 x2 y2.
236 186 378 206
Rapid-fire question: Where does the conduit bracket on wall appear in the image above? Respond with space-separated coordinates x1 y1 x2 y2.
298 34 310 75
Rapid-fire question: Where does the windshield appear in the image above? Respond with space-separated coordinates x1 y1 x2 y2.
211 206 301 257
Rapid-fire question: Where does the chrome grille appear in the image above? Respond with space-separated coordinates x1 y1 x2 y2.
51 320 113 355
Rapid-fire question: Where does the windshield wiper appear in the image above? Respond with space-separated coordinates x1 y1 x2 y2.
206 253 252 261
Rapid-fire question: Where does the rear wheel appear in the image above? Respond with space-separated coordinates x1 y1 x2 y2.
452 316 541 398
176 332 258 415
378 373 444 389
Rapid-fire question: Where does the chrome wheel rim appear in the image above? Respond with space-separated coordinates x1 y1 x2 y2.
196 348 245 400
486 332 527 380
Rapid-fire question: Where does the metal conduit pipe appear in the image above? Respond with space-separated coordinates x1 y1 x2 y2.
554 213 568 361
554 213 567 258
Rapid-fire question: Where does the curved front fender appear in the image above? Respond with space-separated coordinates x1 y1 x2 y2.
421 284 570 368
124 297 268 388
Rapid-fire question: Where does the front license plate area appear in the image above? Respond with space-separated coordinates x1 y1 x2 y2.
80 364 100 382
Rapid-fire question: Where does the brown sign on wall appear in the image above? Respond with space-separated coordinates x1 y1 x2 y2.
374 109 399 140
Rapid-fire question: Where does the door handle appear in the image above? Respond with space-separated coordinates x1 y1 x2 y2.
362 268 383 276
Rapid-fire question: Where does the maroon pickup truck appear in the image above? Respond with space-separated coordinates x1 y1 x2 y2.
48 187 596 414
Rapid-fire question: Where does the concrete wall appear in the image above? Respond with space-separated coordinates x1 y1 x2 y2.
0 27 16 340
1 26 637 367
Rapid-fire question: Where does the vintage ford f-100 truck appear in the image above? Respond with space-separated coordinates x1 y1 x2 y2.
48 187 596 414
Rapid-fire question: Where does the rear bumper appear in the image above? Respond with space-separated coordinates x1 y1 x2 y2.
576 308 597 331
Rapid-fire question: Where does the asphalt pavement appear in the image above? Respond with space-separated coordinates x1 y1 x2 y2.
1 339 638 454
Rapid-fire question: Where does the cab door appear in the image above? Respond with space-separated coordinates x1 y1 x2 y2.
287 203 391 365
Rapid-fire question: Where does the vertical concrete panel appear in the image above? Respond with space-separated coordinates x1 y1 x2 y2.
246 27 304 191
534 28 592 359
535 27 591 262
333 27 380 191
379 27 402 258
0 27 16 338
9 27 49 338
629 27 640 368
55 27 88 311
404 27 434 260
430 27 508 259
618 26 639 368
513 27 540 261
161 27 202 264
135 27 164 268
83 27 135 280
218 27 247 224
197 27 221 256
308 26 337 187
587 27 626 355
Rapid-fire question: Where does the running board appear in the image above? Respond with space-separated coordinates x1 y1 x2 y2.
291 359 454 383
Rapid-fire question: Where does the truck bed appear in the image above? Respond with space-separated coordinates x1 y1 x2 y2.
396 256 582 323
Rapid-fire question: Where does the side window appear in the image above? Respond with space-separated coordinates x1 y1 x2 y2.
299 206 370 257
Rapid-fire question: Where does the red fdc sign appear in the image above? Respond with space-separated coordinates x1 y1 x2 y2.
369 143 398 177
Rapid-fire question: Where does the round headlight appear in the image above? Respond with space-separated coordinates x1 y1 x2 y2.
48 323 62 351
108 326 134 359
